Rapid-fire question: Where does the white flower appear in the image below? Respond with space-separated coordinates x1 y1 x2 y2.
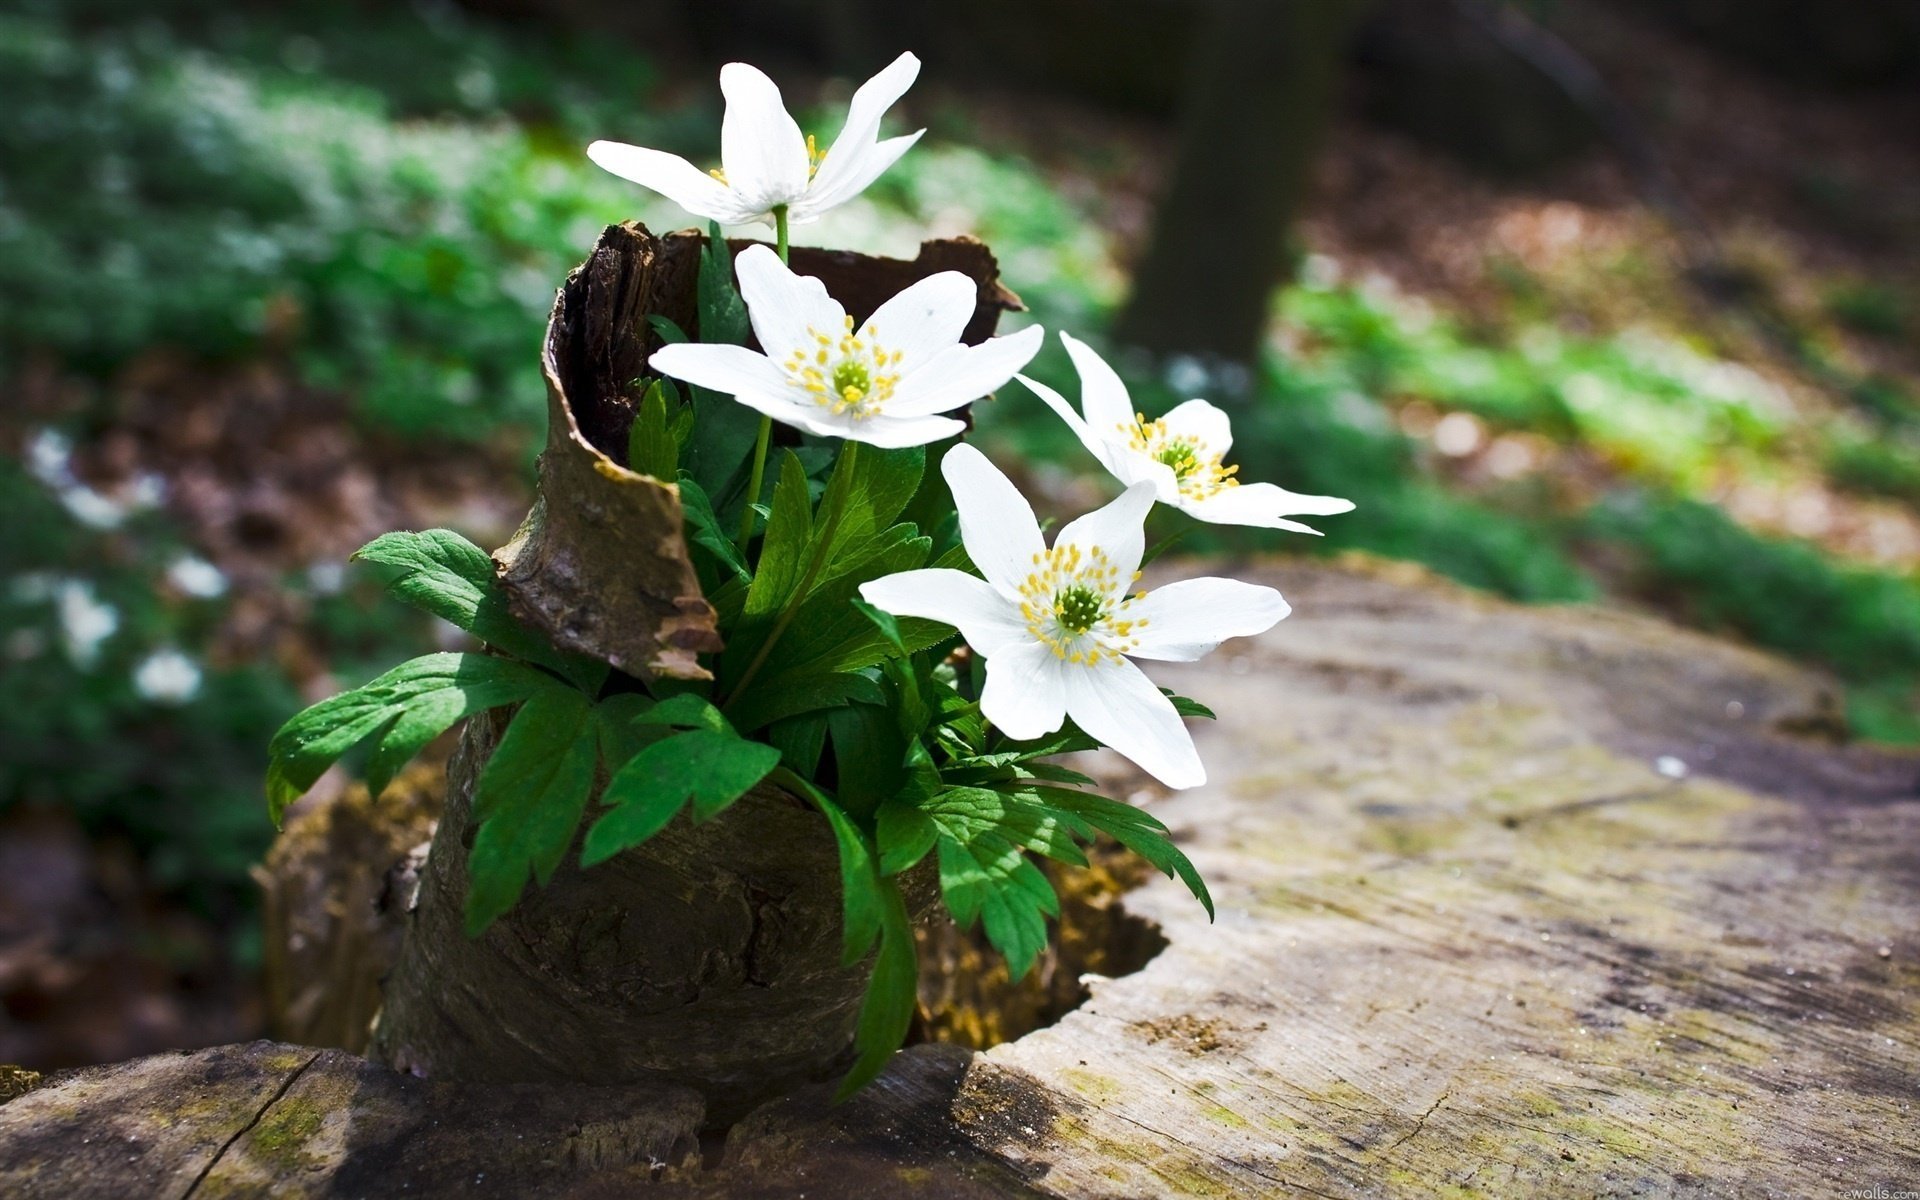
860 444 1289 789
133 648 202 705
55 580 118 668
587 53 923 228
650 244 1042 448
1019 333 1355 534
166 555 228 599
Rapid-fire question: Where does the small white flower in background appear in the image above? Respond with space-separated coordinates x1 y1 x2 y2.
134 648 202 705
1019 333 1355 534
860 443 1290 789
588 53 923 228
166 555 228 599
54 580 119 668
651 244 1043 448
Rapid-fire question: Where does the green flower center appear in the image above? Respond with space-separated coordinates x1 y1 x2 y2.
1054 584 1106 634
1156 439 1200 480
831 359 872 403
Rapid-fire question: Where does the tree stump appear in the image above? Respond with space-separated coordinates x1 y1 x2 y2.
6 555 1916 1195
361 223 1019 1123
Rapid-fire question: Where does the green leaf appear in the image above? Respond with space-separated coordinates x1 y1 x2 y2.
1166 691 1216 720
580 729 780 866
698 223 749 345
811 446 925 580
875 800 938 876
353 530 601 690
265 652 553 824
647 314 690 344
724 669 886 737
935 830 1057 980
593 692 662 768
786 772 883 963
1034 787 1215 919
627 377 680 480
853 598 908 657
464 688 601 935
837 876 917 1101
736 528 948 697
827 701 909 816
633 692 734 735
741 451 814 624
764 711 828 777
678 474 751 584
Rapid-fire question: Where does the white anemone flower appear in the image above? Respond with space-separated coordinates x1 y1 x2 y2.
1019 333 1355 534
650 244 1043 448
587 53 923 228
860 443 1290 789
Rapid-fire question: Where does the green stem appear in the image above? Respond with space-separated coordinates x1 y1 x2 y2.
735 415 773 551
732 205 792 556
723 441 860 711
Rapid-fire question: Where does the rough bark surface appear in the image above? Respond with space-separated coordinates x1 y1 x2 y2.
368 223 1019 1120
7 555 1916 1195
367 712 881 1124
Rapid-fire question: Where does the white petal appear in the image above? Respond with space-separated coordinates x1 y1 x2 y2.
1060 658 1204 789
860 270 976 368
586 141 747 224
859 568 1028 655
1053 480 1156 599
733 244 841 360
794 131 923 220
1017 372 1140 488
719 63 810 212
1160 398 1233 456
716 387 833 435
980 640 1068 741
1182 481 1354 532
940 443 1045 599
839 413 966 449
649 343 789 401
886 326 1045 417
806 52 922 207
1121 577 1289 662
1060 332 1136 439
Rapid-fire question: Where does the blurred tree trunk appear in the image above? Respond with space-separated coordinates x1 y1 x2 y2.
1116 0 1374 369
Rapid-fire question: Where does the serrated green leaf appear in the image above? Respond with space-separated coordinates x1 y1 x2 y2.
734 451 813 635
811 445 924 581
580 728 780 867
265 652 553 824
935 830 1056 980
678 474 750 584
352 529 602 690
627 378 680 480
698 223 749 345
464 688 600 935
853 598 908 657
1030 786 1215 919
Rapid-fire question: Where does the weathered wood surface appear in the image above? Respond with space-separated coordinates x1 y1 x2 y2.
5 556 1917 1196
